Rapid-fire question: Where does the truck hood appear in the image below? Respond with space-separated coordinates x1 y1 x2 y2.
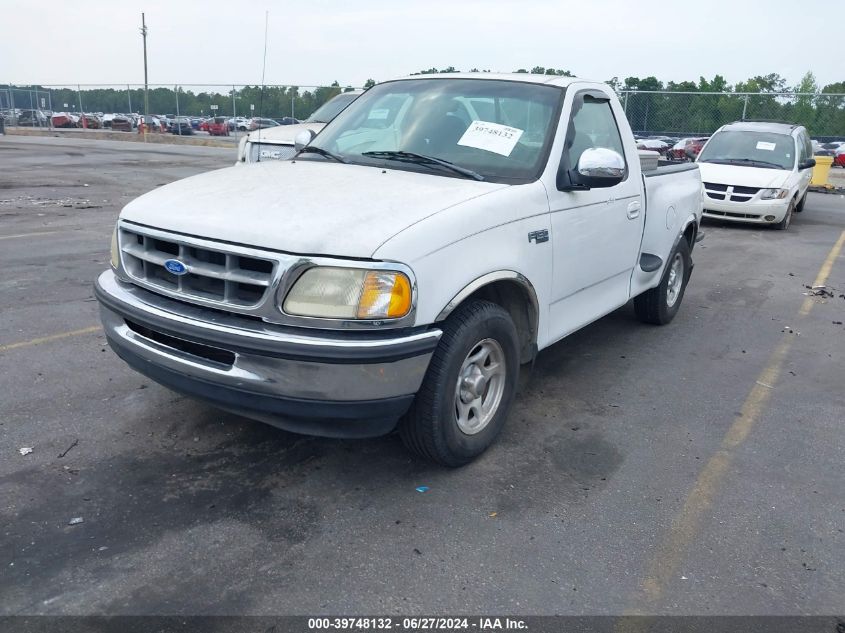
245 121 325 144
120 160 506 258
697 162 790 189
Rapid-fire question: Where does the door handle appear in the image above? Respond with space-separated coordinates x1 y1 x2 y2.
627 201 641 219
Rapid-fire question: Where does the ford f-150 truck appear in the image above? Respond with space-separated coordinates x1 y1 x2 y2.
95 74 703 466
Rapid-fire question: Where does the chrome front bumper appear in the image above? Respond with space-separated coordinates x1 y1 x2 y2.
95 270 441 437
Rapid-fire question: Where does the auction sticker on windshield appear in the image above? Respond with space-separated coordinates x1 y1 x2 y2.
458 121 524 156
756 141 777 151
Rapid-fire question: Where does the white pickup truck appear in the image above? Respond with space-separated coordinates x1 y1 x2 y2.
96 74 703 465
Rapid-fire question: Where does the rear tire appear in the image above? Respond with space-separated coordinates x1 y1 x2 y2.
634 238 691 325
775 200 794 230
400 300 520 467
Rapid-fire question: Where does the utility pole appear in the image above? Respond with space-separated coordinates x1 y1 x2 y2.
141 13 150 141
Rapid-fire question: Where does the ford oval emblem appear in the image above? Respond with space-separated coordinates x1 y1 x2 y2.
164 259 188 275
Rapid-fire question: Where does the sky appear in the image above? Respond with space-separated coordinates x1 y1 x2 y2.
2 0 843 90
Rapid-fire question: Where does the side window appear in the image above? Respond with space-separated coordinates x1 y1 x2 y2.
564 97 626 172
797 133 808 163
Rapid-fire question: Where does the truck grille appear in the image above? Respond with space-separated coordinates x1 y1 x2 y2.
249 143 297 162
119 226 276 308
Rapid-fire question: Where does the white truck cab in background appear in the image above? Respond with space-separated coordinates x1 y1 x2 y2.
96 74 703 465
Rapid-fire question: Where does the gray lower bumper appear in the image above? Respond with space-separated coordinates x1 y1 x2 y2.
95 270 441 437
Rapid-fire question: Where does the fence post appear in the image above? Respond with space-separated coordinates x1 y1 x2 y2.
127 84 132 113
48 90 53 128
9 84 15 126
175 84 181 135
77 84 84 127
291 93 294 120
742 94 749 121
232 85 236 121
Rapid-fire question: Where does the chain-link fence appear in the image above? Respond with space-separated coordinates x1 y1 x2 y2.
2 83 843 141
0 83 362 134
619 91 845 141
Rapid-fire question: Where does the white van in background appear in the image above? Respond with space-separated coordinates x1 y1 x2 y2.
697 122 815 230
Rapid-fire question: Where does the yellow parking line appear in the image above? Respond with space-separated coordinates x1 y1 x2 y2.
0 230 63 240
629 229 845 612
0 326 101 353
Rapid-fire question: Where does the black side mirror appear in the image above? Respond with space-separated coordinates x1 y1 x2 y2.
799 158 816 170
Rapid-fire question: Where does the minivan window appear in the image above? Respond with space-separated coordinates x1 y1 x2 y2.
698 130 796 170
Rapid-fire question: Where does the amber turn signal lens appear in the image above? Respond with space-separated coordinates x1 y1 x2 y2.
357 271 412 319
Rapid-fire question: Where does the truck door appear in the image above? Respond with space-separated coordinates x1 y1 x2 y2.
545 90 644 343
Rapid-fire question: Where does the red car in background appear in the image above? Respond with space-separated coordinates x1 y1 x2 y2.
198 118 211 132
206 116 230 136
668 137 708 161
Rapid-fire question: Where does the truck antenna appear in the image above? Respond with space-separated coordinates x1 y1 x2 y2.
256 10 269 161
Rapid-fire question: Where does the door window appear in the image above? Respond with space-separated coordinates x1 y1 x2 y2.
563 97 626 174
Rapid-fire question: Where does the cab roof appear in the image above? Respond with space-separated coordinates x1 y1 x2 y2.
389 73 582 88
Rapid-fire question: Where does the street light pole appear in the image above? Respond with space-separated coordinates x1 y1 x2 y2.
141 13 150 141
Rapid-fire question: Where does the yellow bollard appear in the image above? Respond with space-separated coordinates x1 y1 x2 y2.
811 155 833 187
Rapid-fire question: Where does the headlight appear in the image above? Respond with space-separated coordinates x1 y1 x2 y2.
110 225 120 269
237 135 249 162
760 188 789 200
283 267 412 320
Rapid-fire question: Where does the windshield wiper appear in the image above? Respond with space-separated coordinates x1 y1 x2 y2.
703 158 783 169
295 146 347 163
361 150 484 181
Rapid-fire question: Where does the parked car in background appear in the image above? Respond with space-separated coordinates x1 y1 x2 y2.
170 117 194 135
111 115 134 132
668 137 708 161
834 145 845 167
229 117 250 131
237 90 363 163
697 121 814 230
51 112 79 128
247 117 280 131
16 109 49 126
98 74 702 465
78 114 102 129
207 116 230 136
198 118 211 132
636 138 669 154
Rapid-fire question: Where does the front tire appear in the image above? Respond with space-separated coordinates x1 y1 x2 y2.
795 192 807 213
400 300 520 467
775 200 794 230
634 238 691 325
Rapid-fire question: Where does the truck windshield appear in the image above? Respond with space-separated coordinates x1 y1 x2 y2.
698 131 795 170
306 92 359 123
306 79 563 183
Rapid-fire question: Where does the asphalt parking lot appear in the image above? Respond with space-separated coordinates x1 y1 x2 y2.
1 135 844 616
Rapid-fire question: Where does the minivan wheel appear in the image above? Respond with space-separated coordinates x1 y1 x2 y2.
775 200 794 230
795 192 807 213
634 238 692 325
399 300 519 467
